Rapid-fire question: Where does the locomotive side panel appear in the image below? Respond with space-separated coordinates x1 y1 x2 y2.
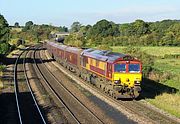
82 56 108 77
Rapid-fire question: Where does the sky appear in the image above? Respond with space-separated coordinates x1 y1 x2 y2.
0 0 180 27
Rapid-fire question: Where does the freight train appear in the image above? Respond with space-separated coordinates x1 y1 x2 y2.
45 41 142 99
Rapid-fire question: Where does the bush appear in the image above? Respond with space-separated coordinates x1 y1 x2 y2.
148 68 173 83
0 64 5 72
96 44 112 51
0 43 10 54
164 54 180 59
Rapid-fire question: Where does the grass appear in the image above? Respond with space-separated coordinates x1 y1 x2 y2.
11 27 22 32
76 83 92 97
140 46 180 57
147 93 180 118
111 46 126 53
112 46 180 57
7 49 19 58
112 46 180 117
154 58 180 74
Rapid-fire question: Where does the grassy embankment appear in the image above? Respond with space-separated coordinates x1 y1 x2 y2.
112 46 180 118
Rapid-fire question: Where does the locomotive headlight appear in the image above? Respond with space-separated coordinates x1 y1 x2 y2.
134 81 140 84
135 78 140 81
114 80 120 84
134 81 140 86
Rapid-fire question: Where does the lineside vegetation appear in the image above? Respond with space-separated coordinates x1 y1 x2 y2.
112 46 180 117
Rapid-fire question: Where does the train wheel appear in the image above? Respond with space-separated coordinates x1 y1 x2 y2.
133 91 140 99
112 93 117 99
133 86 141 98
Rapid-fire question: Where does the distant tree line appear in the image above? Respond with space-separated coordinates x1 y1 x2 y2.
0 13 69 57
10 21 69 45
1 12 180 56
65 19 180 47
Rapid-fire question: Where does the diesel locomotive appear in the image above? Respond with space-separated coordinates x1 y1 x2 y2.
45 41 142 99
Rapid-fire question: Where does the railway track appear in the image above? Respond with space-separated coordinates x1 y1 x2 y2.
33 46 104 124
14 47 46 124
42 46 180 124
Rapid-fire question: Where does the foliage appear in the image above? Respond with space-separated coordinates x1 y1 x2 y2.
148 93 180 118
0 14 10 43
164 54 180 59
119 19 150 36
64 33 85 47
0 14 10 54
22 21 34 31
14 22 20 28
0 42 10 54
0 64 5 72
66 19 180 47
10 23 63 44
59 26 68 32
70 22 81 33
96 44 112 51
88 19 120 38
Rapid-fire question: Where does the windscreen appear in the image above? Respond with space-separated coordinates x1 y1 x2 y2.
114 64 126 72
128 64 140 73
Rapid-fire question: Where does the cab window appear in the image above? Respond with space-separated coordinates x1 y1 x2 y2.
129 64 140 73
114 64 126 72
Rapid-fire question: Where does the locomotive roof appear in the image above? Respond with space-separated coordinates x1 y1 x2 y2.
82 48 128 63
47 41 82 53
47 41 67 50
47 42 135 63
66 46 83 54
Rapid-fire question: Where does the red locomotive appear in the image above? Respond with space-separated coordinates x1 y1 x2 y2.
45 41 142 98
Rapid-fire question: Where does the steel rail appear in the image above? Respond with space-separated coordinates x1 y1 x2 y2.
23 49 47 124
43 44 180 124
14 50 24 124
14 47 47 124
33 46 81 124
38 47 104 124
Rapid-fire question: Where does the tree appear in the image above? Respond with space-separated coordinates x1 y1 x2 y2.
88 19 119 38
25 21 33 27
0 14 10 55
0 43 10 54
14 22 20 28
132 19 150 36
23 21 34 31
0 14 10 43
64 33 86 47
166 23 180 46
70 22 81 33
59 26 68 32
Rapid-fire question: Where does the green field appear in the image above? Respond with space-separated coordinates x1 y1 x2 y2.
141 47 180 57
112 46 180 57
112 46 180 118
